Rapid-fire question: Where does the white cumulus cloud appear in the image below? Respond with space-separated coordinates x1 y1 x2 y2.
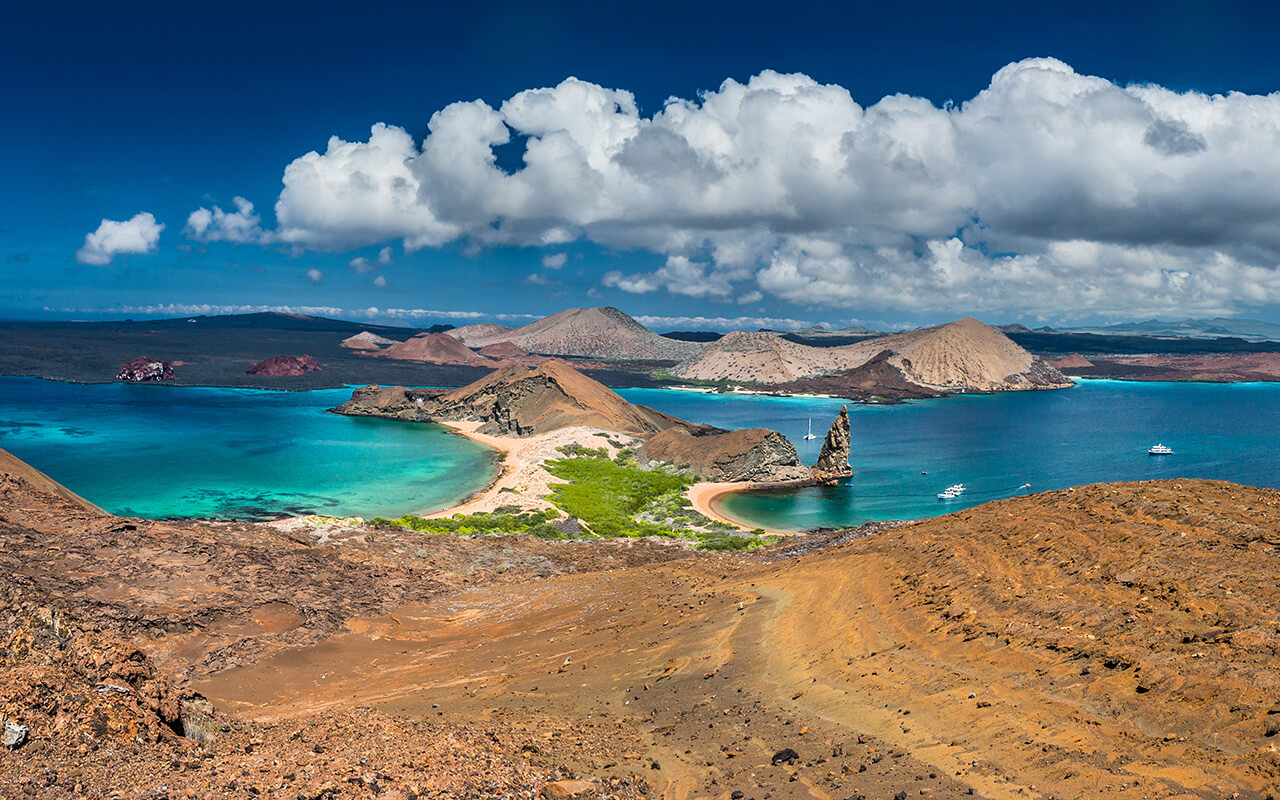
76 212 164 265
184 197 266 243
211 59 1280 317
541 252 568 269
306 267 324 284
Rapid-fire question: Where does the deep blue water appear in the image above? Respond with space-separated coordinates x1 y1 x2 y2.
0 377 495 520
617 381 1280 531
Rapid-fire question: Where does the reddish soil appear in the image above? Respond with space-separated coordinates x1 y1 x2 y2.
5 452 1280 798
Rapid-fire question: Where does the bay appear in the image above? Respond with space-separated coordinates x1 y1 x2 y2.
619 381 1280 531
0 376 495 520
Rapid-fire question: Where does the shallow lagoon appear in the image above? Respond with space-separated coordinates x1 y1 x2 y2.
0 377 495 520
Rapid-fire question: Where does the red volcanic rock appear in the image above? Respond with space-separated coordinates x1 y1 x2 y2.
247 355 321 376
116 357 175 382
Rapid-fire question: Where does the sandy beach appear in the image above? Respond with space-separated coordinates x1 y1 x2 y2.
423 420 639 518
686 480 799 535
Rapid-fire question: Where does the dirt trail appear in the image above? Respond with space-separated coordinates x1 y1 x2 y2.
199 480 1280 800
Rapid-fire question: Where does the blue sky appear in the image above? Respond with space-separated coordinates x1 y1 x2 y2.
5 0 1280 330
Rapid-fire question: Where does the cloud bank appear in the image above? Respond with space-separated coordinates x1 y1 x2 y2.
220 59 1280 316
76 213 164 265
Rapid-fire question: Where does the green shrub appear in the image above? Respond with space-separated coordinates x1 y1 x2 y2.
377 508 564 538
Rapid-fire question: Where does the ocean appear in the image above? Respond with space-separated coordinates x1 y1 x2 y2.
3 376 1278 528
0 376 494 520
619 381 1280 530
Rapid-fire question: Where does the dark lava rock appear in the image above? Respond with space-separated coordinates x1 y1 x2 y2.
811 406 853 483
116 357 175 382
639 425 809 483
246 354 321 376
771 747 799 766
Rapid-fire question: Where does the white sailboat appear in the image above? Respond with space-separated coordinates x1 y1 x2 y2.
803 418 818 440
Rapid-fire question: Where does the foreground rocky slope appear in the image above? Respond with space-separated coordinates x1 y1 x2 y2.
5 440 1280 798
675 317 1072 395
194 478 1280 800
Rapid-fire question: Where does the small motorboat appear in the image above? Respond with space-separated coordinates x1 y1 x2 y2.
1148 443 1173 455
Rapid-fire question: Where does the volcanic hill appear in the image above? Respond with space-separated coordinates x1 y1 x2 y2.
339 330 400 350
446 306 704 361
675 317 1071 394
375 332 496 365
336 359 680 437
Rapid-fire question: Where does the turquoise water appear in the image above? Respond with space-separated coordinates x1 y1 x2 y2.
4 376 1278 528
618 381 1280 531
0 377 495 520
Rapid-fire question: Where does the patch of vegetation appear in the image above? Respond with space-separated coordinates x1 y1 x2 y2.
554 443 610 459
544 456 694 538
693 530 783 551
376 450 776 552
373 507 565 538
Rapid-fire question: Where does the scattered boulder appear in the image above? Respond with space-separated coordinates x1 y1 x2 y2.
811 406 853 483
771 747 799 766
116 357 174 382
246 354 321 376
3 720 28 749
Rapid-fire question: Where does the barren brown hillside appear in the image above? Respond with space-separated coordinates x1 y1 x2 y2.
449 307 704 360
674 317 1071 392
375 332 497 365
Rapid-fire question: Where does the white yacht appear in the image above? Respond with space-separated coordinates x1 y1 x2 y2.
937 483 966 500
803 418 818 440
1148 443 1173 455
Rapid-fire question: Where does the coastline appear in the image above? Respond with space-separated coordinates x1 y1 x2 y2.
687 480 799 535
420 421 641 519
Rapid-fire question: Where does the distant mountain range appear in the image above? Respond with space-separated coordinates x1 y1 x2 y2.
1000 318 1280 342
673 317 1071 394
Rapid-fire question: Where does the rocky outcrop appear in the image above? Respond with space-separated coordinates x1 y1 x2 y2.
116 357 174 382
340 331 399 350
334 361 683 438
811 406 853 483
330 385 439 422
246 354 321 376
639 426 809 483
